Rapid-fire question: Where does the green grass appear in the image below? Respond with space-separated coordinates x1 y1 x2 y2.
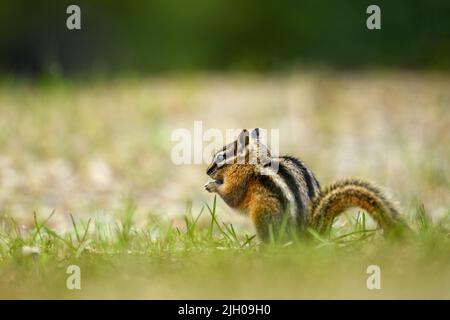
0 196 448 299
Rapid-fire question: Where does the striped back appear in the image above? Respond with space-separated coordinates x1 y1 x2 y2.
260 156 321 226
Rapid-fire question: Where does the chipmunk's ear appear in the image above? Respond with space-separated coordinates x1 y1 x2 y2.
237 129 249 152
250 128 271 165
250 128 260 140
250 128 270 151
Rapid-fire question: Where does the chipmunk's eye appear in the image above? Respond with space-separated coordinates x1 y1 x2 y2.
215 152 226 165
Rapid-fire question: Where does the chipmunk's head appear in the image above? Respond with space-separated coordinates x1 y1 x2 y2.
204 128 271 193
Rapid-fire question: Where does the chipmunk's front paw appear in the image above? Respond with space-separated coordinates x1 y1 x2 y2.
204 179 222 192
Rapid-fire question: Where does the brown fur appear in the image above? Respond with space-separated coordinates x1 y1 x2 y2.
213 164 255 208
208 162 289 239
247 179 286 239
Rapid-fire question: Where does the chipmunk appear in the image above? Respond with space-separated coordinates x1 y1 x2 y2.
204 128 407 240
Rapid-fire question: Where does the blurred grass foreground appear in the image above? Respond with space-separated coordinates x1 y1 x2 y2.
0 72 449 298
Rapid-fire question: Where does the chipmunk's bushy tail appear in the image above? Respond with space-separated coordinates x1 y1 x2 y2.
309 179 408 235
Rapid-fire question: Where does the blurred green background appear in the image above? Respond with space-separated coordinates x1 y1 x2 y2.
1 0 450 76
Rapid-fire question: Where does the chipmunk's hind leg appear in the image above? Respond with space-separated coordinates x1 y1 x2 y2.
249 197 297 242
